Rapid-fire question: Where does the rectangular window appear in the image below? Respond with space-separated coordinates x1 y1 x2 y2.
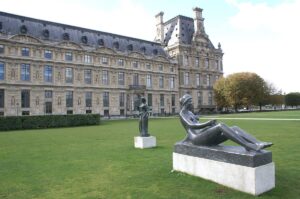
197 92 202 106
21 90 30 108
159 76 164 88
133 73 139 85
0 89 4 108
44 65 53 83
183 55 189 67
132 61 139 68
21 47 30 56
196 74 200 86
84 55 92 63
84 69 92 84
205 58 209 68
103 92 109 107
102 70 109 85
0 44 4 54
146 63 151 70
170 77 175 89
184 72 189 86
215 60 218 69
45 102 52 114
65 52 73 61
118 59 124 67
21 63 30 81
171 94 175 106
102 57 108 64
44 50 52 59
195 57 200 67
45 90 53 99
207 74 211 86
160 94 164 106
170 67 174 72
85 92 92 107
158 65 163 71
0 62 4 80
118 72 125 86
119 92 125 107
66 91 73 108
147 93 152 107
208 92 213 105
65 67 73 83
146 74 152 88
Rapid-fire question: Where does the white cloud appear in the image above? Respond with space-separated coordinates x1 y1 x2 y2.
0 0 155 40
223 0 300 93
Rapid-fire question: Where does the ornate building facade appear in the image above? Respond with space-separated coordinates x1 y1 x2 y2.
0 7 223 117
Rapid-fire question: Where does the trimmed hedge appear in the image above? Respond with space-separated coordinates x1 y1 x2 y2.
0 114 100 131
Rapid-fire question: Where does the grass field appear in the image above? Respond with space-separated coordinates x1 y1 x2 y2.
0 111 300 199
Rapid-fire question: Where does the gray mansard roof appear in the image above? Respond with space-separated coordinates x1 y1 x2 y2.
163 15 215 49
0 11 168 57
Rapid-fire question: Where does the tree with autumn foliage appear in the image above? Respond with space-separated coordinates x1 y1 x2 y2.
213 72 269 111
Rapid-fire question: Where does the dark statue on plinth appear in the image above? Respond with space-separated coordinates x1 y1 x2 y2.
179 94 273 151
139 97 150 137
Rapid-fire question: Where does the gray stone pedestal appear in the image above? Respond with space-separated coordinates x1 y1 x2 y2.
134 136 156 149
173 142 275 195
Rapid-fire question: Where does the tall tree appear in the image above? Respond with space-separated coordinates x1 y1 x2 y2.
213 77 229 110
285 92 300 107
214 72 268 111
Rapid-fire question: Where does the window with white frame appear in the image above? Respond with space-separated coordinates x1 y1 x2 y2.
103 92 109 107
118 72 125 85
119 92 125 107
65 67 73 83
84 69 92 84
0 44 4 54
133 73 139 85
44 50 52 59
101 57 109 64
205 58 209 68
207 74 211 86
84 55 92 63
196 74 200 86
159 76 164 88
102 70 109 85
21 63 30 81
0 62 4 80
85 92 92 107
208 92 213 105
158 64 163 71
21 47 30 56
44 65 53 83
132 61 139 68
146 74 152 88
118 59 124 67
170 76 175 89
184 72 189 85
146 63 151 70
65 52 73 61
195 57 200 67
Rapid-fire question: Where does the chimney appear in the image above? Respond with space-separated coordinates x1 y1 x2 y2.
193 7 205 35
155 12 164 43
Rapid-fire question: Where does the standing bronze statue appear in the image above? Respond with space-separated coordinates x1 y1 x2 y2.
179 94 273 151
139 97 150 137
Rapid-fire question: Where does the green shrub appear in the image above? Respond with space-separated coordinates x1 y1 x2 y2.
0 114 100 131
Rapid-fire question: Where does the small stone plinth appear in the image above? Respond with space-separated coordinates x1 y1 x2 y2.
134 136 156 149
173 142 275 196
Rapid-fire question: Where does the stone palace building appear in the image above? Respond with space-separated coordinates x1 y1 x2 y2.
0 7 223 117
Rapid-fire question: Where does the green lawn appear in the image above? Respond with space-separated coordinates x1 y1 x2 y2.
0 111 300 199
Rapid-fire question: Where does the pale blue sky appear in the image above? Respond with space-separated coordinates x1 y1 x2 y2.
1 0 299 93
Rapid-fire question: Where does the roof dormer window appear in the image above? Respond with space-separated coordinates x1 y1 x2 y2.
63 33 70 41
20 25 27 34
